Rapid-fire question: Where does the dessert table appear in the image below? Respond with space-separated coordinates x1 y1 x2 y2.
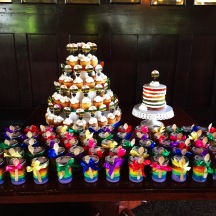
1 105 216 216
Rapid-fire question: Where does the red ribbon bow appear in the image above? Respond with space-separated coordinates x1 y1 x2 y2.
129 160 151 177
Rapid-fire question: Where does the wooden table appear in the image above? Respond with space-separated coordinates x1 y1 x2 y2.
1 105 215 216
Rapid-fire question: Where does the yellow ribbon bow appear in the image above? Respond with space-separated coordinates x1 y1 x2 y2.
4 149 22 158
188 130 202 141
102 140 118 148
27 160 47 183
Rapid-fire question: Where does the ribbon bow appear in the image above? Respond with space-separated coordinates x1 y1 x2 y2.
102 140 118 149
81 158 100 173
208 123 216 133
56 158 77 179
115 147 126 157
104 157 124 177
129 159 151 177
194 139 209 149
129 149 149 158
171 157 191 172
24 125 39 133
6 159 22 182
27 160 47 183
150 162 172 172
4 150 22 158
140 125 148 133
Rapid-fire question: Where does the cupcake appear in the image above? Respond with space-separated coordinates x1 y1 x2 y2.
82 44 91 54
98 116 108 127
59 96 70 108
107 113 116 125
80 56 91 68
95 74 105 85
45 113 55 125
66 55 79 67
53 115 64 127
73 76 83 89
85 76 95 89
63 118 73 127
52 92 61 105
88 117 98 128
58 74 67 85
93 95 103 108
75 119 87 130
81 96 92 110
63 76 73 88
70 97 80 110
89 54 98 67
113 109 122 122
103 94 111 107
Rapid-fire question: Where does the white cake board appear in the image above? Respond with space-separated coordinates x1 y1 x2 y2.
132 104 174 128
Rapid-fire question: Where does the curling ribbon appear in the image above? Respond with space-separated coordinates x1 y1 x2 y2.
104 157 124 176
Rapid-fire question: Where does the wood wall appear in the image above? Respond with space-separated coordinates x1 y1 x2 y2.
0 1 216 126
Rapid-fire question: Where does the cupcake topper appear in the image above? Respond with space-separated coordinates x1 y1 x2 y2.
90 43 97 53
70 85 78 97
63 107 71 118
82 85 90 97
54 104 62 116
54 81 61 92
82 44 91 56
73 65 82 77
151 70 159 81
138 146 145 155
66 43 78 54
95 64 103 74
73 147 81 156
4 139 10 146
89 106 97 117
29 138 35 146
85 65 94 77
76 108 85 120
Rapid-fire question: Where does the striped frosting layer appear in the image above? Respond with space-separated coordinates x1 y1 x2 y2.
33 168 49 183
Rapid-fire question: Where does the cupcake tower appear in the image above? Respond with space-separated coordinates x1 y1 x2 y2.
45 41 122 130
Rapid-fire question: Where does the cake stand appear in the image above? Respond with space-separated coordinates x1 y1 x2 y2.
132 104 174 128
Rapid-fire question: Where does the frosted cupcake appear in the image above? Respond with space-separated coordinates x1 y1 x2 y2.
81 96 92 111
53 115 64 127
90 55 98 67
80 56 91 67
70 97 80 110
73 76 83 89
107 113 116 125
59 74 67 85
52 92 61 105
93 95 103 108
66 43 78 53
63 118 73 127
85 76 95 89
98 116 108 127
66 55 79 67
103 95 111 107
113 109 122 122
59 96 70 108
63 76 73 88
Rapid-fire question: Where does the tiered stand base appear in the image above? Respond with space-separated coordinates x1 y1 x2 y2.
132 104 174 127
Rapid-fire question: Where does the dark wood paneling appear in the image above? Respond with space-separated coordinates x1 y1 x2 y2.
15 33 32 107
28 34 58 105
187 35 216 107
0 34 21 107
111 34 137 105
151 34 178 105
136 35 152 104
174 35 193 107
